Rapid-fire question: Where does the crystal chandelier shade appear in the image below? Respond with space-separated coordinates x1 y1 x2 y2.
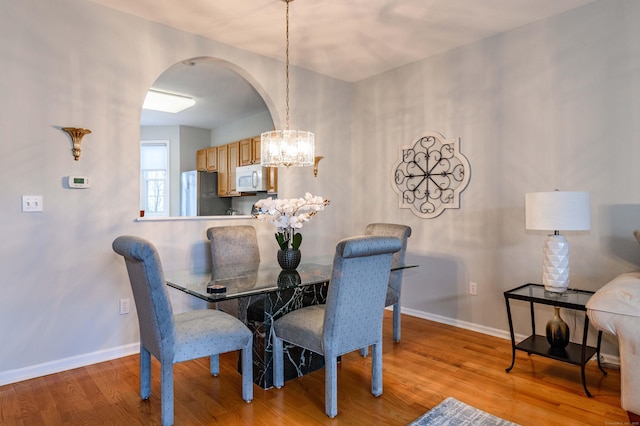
262 129 314 167
261 0 315 168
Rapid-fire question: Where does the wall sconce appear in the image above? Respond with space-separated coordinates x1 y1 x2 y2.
62 127 92 161
313 156 323 177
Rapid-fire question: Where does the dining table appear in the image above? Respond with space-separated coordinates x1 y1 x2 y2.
165 256 416 389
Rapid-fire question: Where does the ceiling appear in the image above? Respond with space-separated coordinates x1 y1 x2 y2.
90 0 596 82
89 0 598 128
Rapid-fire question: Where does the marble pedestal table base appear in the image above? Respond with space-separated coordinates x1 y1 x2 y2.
238 280 329 389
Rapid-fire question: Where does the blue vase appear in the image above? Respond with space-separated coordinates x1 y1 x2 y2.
277 249 301 271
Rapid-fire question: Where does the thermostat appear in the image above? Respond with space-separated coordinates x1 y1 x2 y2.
68 176 91 188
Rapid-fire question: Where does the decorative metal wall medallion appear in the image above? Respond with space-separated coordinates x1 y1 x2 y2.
392 132 470 219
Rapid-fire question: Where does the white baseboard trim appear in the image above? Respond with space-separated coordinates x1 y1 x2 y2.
400 307 621 368
0 343 139 386
401 307 512 340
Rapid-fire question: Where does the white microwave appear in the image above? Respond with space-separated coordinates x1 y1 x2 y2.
236 164 268 192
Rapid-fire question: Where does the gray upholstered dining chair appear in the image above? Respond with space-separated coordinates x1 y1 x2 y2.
207 225 260 267
272 235 402 418
207 225 261 317
112 235 253 426
360 223 411 356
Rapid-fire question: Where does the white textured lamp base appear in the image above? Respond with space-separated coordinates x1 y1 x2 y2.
542 234 570 292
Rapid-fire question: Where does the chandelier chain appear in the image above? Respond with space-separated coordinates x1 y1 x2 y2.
285 0 290 130
260 0 314 168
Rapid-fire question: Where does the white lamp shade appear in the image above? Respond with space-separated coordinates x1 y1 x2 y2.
525 191 591 231
525 191 591 292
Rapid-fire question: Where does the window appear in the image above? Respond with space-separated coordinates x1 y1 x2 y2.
140 141 170 217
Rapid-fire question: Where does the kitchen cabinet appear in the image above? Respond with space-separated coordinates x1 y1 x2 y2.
239 136 261 166
217 144 228 196
217 142 240 197
227 141 240 196
239 138 252 166
206 147 218 172
196 147 218 172
196 149 207 171
267 166 278 194
252 136 261 164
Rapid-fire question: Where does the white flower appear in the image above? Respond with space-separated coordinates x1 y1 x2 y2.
253 193 330 250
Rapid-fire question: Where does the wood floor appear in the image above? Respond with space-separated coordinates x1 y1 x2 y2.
0 312 628 425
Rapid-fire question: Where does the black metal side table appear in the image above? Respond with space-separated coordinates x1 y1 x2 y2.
504 283 607 397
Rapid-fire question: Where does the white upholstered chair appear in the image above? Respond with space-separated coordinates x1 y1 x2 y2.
272 235 402 418
112 235 253 426
587 271 640 423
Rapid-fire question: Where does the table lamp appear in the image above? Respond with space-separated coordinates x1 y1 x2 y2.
525 191 591 293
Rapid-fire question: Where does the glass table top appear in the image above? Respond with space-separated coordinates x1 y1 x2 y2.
166 256 416 303
504 283 594 309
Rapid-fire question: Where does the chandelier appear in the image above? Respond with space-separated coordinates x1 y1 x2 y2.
261 0 314 168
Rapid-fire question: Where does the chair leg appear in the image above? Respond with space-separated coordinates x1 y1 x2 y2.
325 356 338 418
160 362 174 426
393 303 401 342
272 334 284 389
210 354 219 376
241 340 253 402
140 346 151 400
362 303 400 356
371 341 383 397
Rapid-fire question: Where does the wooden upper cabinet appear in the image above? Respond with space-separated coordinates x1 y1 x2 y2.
196 147 218 172
206 147 218 172
217 144 228 196
227 141 240 196
239 138 252 166
267 166 278 194
252 136 261 165
196 149 207 172
239 136 262 166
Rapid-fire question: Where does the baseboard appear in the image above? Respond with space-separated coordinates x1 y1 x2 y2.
401 307 512 339
0 343 139 386
400 307 621 368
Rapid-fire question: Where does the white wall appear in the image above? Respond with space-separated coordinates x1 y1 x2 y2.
2 0 637 385
352 0 640 355
0 0 351 384
212 110 274 146
179 126 212 172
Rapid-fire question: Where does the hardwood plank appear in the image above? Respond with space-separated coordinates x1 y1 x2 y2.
0 313 627 425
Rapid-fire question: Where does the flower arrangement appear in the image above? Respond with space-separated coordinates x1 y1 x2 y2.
253 193 330 251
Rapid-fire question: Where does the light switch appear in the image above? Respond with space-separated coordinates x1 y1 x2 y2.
22 195 43 212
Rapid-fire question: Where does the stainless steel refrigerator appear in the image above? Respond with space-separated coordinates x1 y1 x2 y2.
180 170 231 216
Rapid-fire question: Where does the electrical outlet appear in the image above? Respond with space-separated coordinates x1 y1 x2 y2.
119 298 130 315
469 281 478 296
22 195 43 212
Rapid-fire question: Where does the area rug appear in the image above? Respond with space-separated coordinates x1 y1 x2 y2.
408 397 519 426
